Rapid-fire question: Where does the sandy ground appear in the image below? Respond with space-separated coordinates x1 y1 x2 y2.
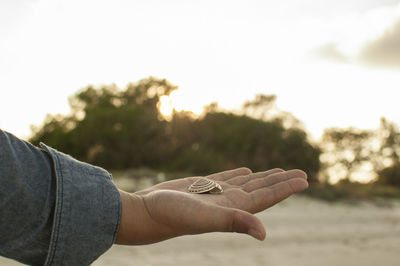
1 195 399 266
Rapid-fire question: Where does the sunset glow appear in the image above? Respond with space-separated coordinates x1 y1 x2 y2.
158 95 174 118
1 0 400 144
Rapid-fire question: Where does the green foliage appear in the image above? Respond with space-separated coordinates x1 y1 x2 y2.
306 181 400 202
320 127 374 182
377 163 400 187
320 118 400 188
31 77 174 169
30 77 320 181
167 112 320 181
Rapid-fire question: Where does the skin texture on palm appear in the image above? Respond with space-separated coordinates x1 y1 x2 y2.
115 168 308 245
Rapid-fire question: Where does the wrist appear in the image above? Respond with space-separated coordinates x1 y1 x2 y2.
115 190 145 245
115 190 174 245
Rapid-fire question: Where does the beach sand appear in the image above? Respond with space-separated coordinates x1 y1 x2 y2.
1 195 399 266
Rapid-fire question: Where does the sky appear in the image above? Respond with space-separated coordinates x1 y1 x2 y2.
1 0 400 140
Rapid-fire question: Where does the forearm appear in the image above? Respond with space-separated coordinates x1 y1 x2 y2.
0 129 121 265
0 130 54 265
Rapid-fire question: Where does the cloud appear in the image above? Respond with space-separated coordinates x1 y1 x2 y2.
313 43 350 63
313 19 400 69
359 19 400 68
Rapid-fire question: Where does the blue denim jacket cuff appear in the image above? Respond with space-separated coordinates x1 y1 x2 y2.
39 143 121 266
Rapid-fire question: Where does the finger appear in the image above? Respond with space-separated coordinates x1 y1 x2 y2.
248 178 308 213
243 169 307 192
226 168 284 186
208 167 252 181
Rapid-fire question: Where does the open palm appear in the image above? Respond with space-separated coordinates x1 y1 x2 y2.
116 168 308 245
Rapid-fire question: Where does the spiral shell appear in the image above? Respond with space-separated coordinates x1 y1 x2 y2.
188 178 223 194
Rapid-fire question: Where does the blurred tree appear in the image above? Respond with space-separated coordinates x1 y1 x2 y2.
375 118 400 187
320 118 400 187
166 111 320 182
377 118 400 164
377 163 400 187
242 94 276 120
320 127 374 183
30 77 177 169
242 94 304 129
30 77 320 181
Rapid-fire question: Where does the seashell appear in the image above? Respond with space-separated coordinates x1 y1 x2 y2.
188 178 223 194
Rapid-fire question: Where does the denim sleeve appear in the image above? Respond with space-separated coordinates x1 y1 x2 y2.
0 130 121 266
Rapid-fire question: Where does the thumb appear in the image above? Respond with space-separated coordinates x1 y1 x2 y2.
199 203 266 240
227 208 266 240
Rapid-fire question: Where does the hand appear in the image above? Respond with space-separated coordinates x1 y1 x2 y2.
115 167 308 245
